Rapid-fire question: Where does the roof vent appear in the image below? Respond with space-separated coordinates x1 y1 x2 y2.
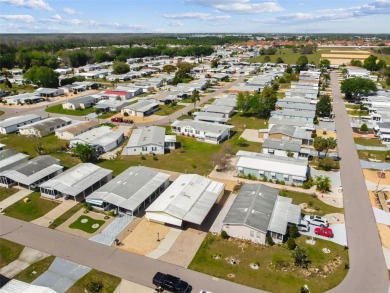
170 195 175 198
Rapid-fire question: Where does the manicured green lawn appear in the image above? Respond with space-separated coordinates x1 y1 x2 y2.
45 104 96 116
189 233 349 293
99 111 117 119
14 256 55 283
358 150 389 162
155 104 185 116
0 110 4 116
279 190 343 216
0 186 18 202
3 192 59 222
176 114 193 120
0 133 81 168
354 137 384 147
345 104 360 109
67 269 121 293
249 48 322 65
49 203 83 229
0 238 24 267
69 215 105 233
347 109 369 116
229 113 268 131
0 83 36 93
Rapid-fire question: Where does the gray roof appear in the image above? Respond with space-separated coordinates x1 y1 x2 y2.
0 114 41 128
271 109 316 119
0 155 62 186
268 196 300 234
86 166 170 212
223 184 278 233
194 112 229 123
0 149 29 171
71 126 120 147
203 105 234 114
123 100 159 112
213 95 237 107
171 119 233 136
268 116 314 129
263 139 302 152
125 126 165 148
39 163 112 197
19 117 71 132
269 124 296 136
65 95 95 105
276 103 316 112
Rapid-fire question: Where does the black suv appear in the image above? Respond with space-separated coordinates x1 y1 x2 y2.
153 272 191 293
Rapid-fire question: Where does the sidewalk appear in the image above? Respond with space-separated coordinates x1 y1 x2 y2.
0 188 33 211
146 228 182 259
0 247 50 278
114 279 154 293
31 200 78 227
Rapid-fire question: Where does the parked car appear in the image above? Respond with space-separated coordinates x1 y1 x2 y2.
153 272 190 293
297 220 310 232
320 117 334 122
315 227 334 238
304 215 329 227
111 116 123 123
200 291 213 293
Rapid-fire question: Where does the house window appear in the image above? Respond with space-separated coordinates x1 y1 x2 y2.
250 230 254 237
152 147 157 151
256 231 261 238
142 147 147 151
268 149 274 154
195 130 200 134
271 172 276 178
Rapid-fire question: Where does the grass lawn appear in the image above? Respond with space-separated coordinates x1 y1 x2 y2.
229 113 268 131
67 269 121 293
99 112 117 119
0 134 81 168
155 104 185 116
358 150 389 162
48 203 83 229
354 137 384 147
279 190 343 216
3 192 59 222
14 256 55 283
0 83 36 93
189 233 349 293
45 104 96 116
0 110 4 116
249 48 322 65
345 104 360 110
176 114 193 120
0 186 18 202
0 238 24 267
69 215 105 234
347 109 369 116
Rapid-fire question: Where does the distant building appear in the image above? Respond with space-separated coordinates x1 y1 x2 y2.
18 117 73 137
55 120 98 140
0 114 41 134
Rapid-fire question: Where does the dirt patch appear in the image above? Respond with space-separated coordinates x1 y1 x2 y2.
352 132 376 138
377 224 390 249
330 50 371 54
116 113 162 123
363 169 390 185
316 130 337 139
119 218 171 255
324 213 345 224
299 203 317 213
322 54 370 59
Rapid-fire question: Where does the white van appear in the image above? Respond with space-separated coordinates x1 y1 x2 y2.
297 220 310 232
304 215 329 227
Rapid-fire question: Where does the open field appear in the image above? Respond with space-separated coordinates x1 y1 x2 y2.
189 233 349 293
3 192 59 222
321 54 369 59
358 150 388 162
229 113 268 131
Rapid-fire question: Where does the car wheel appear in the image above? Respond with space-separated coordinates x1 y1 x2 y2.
320 224 324 228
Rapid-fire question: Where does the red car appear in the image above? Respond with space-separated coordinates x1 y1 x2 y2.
111 117 123 123
314 227 334 238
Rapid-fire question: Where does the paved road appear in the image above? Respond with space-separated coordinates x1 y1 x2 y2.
328 72 388 293
0 215 265 293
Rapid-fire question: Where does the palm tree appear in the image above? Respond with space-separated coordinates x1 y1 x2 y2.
323 73 330 87
95 108 101 125
190 89 200 108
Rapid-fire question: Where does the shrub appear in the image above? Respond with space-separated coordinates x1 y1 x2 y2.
314 204 321 211
302 181 313 189
286 238 297 250
266 236 274 246
275 179 280 184
84 203 92 211
221 230 230 240
272 254 289 269
191 163 197 169
86 281 103 293
291 183 296 187
141 155 146 160
318 157 339 171
323 130 327 135
153 156 158 161
123 112 129 117
280 180 285 185
289 225 300 238
311 132 317 138
308 201 314 207
360 123 369 132
279 190 287 197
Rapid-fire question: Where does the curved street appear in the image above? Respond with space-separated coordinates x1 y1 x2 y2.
327 72 388 293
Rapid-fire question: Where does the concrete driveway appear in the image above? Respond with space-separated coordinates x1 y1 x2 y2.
310 168 341 187
300 223 347 246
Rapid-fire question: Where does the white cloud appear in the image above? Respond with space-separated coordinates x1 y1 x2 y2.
162 12 231 21
0 14 35 23
0 0 52 10
166 21 184 27
50 14 62 21
185 0 284 14
63 8 77 15
67 18 82 25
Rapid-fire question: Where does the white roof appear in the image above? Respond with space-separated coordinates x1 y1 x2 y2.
146 174 225 226
268 196 300 235
71 126 122 148
125 126 165 148
236 152 307 178
0 114 40 128
0 279 57 293
39 163 112 196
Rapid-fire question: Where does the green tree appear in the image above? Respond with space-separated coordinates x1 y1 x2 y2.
360 123 369 132
322 73 330 86
316 95 332 117
95 108 101 125
236 92 251 112
211 59 219 68
316 175 331 192
74 144 96 163
112 61 130 74
286 238 297 250
340 77 377 100
296 55 309 72
350 59 363 67
291 246 308 267
263 55 271 63
326 137 337 155
313 136 327 157
162 64 177 74
289 225 300 238
363 55 378 71
68 50 88 67
190 89 200 107
236 137 248 147
95 51 112 63
319 59 330 69
276 57 284 64
24 66 59 88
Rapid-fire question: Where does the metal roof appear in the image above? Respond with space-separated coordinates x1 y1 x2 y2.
86 166 170 212
56 120 98 135
203 105 234 114
268 196 300 234
39 163 112 196
125 126 165 148
146 174 225 226
65 95 95 105
0 155 62 186
123 100 159 112
194 112 229 123
19 117 72 132
0 279 57 293
268 117 314 129
0 114 41 128
263 138 302 152
271 109 316 119
223 183 277 233
171 119 233 136
236 151 308 178
0 149 29 172
269 124 296 136
70 126 121 147
213 95 237 107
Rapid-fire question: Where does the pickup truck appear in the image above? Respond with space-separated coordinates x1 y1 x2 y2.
153 272 191 293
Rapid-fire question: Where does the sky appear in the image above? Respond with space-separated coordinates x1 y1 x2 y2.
0 0 389 34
